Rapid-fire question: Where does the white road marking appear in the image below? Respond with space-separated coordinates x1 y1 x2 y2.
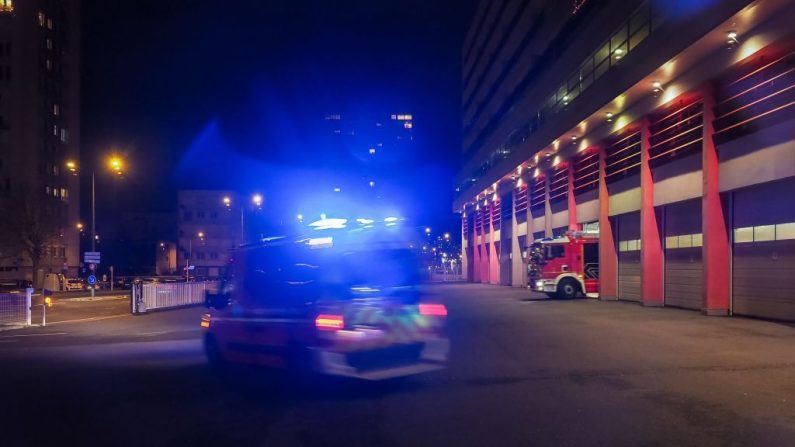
47 314 130 325
0 332 68 339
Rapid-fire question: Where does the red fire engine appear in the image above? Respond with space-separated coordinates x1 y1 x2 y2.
529 231 599 299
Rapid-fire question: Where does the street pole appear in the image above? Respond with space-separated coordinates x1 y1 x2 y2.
186 239 191 282
240 208 245 245
91 171 96 252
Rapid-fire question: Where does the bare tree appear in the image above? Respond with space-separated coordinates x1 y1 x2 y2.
0 189 63 288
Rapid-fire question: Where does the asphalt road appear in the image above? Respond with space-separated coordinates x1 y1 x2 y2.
2 284 795 446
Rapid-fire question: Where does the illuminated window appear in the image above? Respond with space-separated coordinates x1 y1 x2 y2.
38 12 45 26
734 227 753 243
60 128 68 142
753 225 775 242
777 222 795 240
0 0 12 12
53 104 59 116
60 188 68 200
47 18 52 29
46 39 52 50
404 122 413 129
46 59 52 70
733 223 795 243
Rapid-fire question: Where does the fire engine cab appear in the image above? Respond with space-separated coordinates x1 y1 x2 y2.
529 231 599 299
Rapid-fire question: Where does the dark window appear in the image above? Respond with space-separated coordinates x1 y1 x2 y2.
197 211 205 219
546 245 565 260
183 211 192 221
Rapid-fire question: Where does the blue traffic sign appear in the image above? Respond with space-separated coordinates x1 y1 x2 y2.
87 275 97 285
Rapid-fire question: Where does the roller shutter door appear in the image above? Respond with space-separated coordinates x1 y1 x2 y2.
664 200 703 310
732 178 795 321
617 212 641 302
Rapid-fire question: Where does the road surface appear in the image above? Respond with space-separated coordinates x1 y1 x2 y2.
2 284 795 446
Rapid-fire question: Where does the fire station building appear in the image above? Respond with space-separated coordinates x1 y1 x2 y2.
455 0 795 321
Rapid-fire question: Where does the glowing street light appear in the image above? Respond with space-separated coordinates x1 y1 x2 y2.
66 160 77 174
444 232 451 240
108 156 124 175
252 193 263 208
425 227 431 235
197 231 205 240
222 196 231 207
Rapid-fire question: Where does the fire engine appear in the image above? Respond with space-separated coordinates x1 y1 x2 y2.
529 231 599 299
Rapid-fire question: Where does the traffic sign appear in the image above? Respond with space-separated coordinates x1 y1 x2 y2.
87 275 97 285
89 263 96 271
84 251 101 264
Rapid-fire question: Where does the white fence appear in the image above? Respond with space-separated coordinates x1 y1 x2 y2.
0 289 32 328
132 282 207 314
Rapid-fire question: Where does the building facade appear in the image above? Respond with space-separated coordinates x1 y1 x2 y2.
456 0 795 321
0 0 81 282
177 190 244 279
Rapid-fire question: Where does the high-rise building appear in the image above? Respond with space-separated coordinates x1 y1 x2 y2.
0 1 81 283
457 0 795 321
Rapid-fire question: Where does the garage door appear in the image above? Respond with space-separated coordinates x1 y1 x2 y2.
664 200 703 310
733 178 795 321
617 212 641 302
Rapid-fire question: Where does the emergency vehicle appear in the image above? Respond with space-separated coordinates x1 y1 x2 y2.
201 219 449 380
529 231 599 299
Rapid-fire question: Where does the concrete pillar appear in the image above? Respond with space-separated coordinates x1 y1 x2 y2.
489 201 500 285
598 145 618 300
567 163 578 231
701 84 731 315
511 187 524 287
544 174 553 237
639 118 664 307
461 211 469 282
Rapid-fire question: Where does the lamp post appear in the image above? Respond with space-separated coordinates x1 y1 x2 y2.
186 231 204 282
222 193 263 246
66 156 124 253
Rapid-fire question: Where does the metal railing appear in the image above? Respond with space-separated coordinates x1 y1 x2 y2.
131 282 207 314
0 289 32 328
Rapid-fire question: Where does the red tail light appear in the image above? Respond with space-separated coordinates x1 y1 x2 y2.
315 314 344 331
419 303 447 317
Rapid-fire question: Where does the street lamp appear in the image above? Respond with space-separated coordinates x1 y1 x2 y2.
425 227 431 235
68 155 127 253
222 195 252 246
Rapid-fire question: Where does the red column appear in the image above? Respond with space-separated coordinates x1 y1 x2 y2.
701 84 731 315
598 146 618 300
481 205 489 283
567 163 578 231
640 118 664 307
472 206 481 283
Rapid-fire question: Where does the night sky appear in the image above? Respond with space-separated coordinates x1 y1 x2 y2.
81 0 476 232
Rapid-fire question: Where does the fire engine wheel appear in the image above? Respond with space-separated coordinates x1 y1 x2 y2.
556 279 580 299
